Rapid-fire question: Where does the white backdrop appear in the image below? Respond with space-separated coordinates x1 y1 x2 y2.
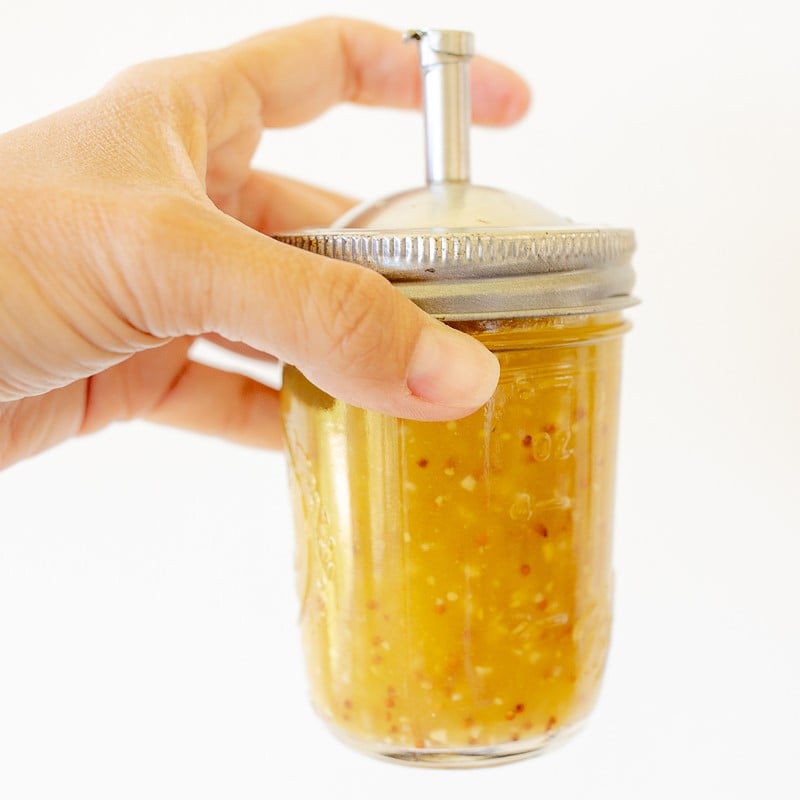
1 1 798 798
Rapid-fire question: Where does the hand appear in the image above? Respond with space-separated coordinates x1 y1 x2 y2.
0 17 530 470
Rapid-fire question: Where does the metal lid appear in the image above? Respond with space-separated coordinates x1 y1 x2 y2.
274 29 636 321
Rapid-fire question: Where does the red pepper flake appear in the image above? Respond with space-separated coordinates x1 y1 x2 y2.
505 710 516 721
414 739 425 749
533 522 549 538
366 600 378 611
390 725 399 734
511 733 520 742
515 703 525 713
542 423 556 434
475 532 489 547
522 435 532 447
536 598 548 611
417 458 429 468
464 716 474 728
434 600 447 614
468 736 480 746
386 697 396 708
520 563 531 576
546 716 557 732
371 635 383 647
343 699 353 710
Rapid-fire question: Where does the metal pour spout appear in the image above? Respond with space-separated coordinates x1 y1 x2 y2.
277 28 636 322
405 29 474 185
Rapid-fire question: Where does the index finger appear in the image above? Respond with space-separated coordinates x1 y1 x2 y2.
221 17 530 129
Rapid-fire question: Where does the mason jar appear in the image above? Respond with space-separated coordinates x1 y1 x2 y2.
276 29 636 767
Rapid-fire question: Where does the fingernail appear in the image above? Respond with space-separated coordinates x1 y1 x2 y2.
407 322 499 409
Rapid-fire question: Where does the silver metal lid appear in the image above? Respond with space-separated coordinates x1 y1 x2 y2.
274 29 636 321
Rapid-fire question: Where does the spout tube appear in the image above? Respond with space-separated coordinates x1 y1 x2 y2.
405 29 473 184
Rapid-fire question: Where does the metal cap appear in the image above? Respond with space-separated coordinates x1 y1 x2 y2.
274 29 636 321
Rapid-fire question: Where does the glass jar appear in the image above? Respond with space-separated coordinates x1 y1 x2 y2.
276 29 636 767
281 312 628 765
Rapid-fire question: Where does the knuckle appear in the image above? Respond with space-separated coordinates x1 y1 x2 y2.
140 192 195 241
126 193 189 267
104 55 213 120
114 193 211 335
314 266 403 374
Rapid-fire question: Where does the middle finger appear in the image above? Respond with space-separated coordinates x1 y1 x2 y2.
215 169 357 234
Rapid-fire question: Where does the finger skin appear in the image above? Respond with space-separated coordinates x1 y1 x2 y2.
144 361 282 449
0 339 282 471
125 201 500 422
0 16 529 468
105 18 530 189
222 18 531 128
216 170 357 234
76 337 281 448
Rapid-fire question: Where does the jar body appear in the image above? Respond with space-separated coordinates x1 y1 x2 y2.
281 313 628 766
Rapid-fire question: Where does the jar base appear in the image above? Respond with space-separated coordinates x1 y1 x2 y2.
328 721 585 769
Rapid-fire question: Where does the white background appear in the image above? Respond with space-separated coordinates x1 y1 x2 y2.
1 0 799 798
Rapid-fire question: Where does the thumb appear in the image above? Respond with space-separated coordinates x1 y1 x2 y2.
140 201 499 421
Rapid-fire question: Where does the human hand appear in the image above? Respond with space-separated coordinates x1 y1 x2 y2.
0 18 530 470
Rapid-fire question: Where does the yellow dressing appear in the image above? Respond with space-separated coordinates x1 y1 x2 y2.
281 313 626 758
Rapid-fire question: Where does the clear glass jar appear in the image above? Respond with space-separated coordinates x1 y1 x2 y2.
281 311 628 766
